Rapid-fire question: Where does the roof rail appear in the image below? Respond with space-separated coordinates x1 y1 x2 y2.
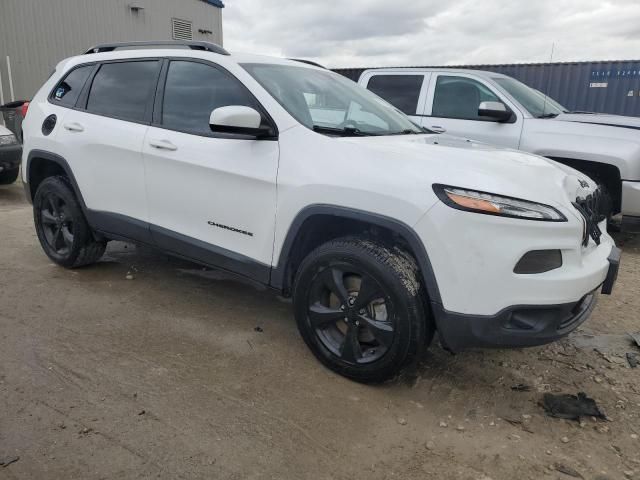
288 58 327 69
83 41 230 56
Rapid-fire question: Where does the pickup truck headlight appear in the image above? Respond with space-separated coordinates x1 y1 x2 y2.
433 184 567 221
0 134 18 146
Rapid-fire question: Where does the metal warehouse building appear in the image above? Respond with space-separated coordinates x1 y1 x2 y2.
0 0 224 104
335 60 640 117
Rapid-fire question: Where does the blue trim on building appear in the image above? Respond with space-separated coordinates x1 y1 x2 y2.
202 0 225 7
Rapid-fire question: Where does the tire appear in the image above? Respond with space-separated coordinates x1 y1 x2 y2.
33 176 106 268
293 237 433 383
0 166 20 185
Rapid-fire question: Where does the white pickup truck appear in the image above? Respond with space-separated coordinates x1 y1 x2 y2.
357 68 640 231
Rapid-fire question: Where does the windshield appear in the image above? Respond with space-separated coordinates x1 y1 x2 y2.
242 63 423 136
493 77 567 118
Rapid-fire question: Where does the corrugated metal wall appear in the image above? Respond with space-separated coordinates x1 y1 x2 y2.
334 61 640 117
0 0 223 102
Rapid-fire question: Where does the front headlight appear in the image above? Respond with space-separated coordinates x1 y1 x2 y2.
433 184 567 222
0 134 18 146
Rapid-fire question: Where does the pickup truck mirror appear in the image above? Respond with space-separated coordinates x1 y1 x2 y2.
209 106 275 138
478 101 513 123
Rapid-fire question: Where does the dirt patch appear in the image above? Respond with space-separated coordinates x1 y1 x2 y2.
1 181 639 479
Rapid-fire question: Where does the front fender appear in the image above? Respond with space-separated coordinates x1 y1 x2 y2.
521 120 640 180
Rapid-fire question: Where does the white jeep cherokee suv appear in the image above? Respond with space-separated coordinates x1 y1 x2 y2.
358 68 640 231
21 41 620 383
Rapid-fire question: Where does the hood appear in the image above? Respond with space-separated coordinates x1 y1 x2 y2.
338 133 595 209
554 112 640 130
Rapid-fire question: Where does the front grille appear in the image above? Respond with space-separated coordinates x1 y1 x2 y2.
573 188 605 246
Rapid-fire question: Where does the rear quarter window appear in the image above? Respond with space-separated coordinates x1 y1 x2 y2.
366 74 424 115
50 65 94 107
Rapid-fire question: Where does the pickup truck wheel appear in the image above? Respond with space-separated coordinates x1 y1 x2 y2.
293 237 431 383
0 166 20 185
33 176 106 268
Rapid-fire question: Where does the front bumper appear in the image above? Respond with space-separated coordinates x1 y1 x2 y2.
0 143 22 172
434 247 621 352
415 201 616 315
622 181 640 232
435 292 597 352
622 180 640 216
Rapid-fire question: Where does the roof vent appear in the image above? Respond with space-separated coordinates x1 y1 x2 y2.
172 18 193 41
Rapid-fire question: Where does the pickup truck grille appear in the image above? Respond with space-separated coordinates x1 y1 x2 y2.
573 188 606 246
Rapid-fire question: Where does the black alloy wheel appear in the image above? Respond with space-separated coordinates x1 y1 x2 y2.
308 263 396 365
33 176 106 268
294 237 432 383
40 191 75 256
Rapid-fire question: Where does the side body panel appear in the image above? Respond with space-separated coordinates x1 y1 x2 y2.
143 126 280 267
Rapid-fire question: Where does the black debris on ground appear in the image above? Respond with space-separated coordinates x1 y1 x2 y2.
554 462 584 478
511 383 532 392
627 352 638 368
254 326 263 333
541 392 606 421
0 456 20 468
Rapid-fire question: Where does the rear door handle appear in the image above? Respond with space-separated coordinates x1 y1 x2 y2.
63 122 84 132
430 125 446 134
149 139 178 151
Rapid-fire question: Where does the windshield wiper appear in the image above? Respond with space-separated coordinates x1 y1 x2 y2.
388 129 423 135
312 125 377 137
537 113 559 119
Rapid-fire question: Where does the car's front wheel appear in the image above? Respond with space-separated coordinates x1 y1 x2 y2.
33 176 106 268
293 237 432 383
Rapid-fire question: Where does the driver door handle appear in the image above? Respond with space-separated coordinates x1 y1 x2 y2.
149 139 178 151
430 125 446 134
63 122 84 132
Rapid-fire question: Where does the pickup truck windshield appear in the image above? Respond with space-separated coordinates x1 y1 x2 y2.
494 77 567 118
242 63 423 136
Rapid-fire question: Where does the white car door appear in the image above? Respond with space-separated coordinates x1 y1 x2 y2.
361 71 431 124
422 72 523 148
143 59 279 282
52 60 161 239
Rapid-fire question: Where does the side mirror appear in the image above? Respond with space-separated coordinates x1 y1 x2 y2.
478 101 513 122
209 106 275 138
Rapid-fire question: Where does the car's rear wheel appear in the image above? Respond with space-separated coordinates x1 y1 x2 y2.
33 176 106 268
293 237 432 383
0 166 19 185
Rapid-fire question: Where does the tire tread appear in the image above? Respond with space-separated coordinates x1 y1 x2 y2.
293 235 432 383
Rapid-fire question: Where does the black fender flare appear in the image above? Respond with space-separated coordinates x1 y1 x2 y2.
269 204 442 306
24 149 88 211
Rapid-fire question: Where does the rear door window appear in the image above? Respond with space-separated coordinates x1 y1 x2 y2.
366 74 424 115
51 65 94 107
86 61 160 122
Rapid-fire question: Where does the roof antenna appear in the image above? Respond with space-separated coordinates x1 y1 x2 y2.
542 42 555 117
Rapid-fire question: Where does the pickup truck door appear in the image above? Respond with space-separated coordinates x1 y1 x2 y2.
421 72 523 149
361 71 431 124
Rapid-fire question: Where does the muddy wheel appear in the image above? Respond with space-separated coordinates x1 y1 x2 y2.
293 237 432 384
33 176 106 268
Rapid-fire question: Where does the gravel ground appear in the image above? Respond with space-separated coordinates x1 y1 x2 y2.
1 180 639 480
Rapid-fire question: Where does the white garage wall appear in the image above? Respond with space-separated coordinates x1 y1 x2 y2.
0 0 224 101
